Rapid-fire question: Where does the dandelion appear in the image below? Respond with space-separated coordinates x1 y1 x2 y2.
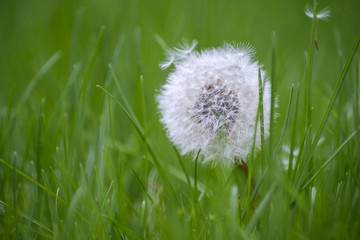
304 4 331 50
305 5 331 20
157 41 272 166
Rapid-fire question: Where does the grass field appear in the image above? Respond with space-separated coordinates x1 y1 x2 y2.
1 0 360 239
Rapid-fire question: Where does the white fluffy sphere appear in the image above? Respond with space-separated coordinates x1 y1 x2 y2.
157 42 272 166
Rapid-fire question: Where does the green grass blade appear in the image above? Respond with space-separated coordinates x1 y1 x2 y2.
18 51 62 105
308 32 360 160
194 150 201 202
173 146 192 189
0 200 54 235
271 84 295 161
240 169 267 220
42 170 60 237
96 85 181 206
0 89 15 152
258 68 265 168
246 186 274 231
78 25 105 100
108 64 138 119
153 33 169 50
96 85 144 140
115 143 154 203
301 129 359 190
287 84 300 177
270 32 277 153
0 158 66 204
304 0 317 127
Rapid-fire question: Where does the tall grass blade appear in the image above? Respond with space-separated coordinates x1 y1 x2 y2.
304 0 317 127
271 84 295 161
0 158 65 204
246 186 274 231
18 51 62 106
153 33 169 50
288 84 300 177
78 25 105 100
270 32 277 153
308 32 360 160
96 85 181 206
258 68 265 168
173 146 192 189
0 200 54 235
301 129 359 190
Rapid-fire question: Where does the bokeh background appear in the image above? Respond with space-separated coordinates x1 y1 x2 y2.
1 0 359 164
1 0 360 112
1 0 360 239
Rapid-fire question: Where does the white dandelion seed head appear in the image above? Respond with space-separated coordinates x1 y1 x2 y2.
160 40 198 70
305 5 331 20
157 42 273 166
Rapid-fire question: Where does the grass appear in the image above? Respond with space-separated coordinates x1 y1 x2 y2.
1 0 360 239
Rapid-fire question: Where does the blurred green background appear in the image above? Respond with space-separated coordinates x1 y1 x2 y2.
0 0 360 239
1 0 359 109
1 0 359 157
0 0 359 150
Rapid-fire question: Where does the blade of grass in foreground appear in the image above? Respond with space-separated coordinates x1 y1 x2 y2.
258 68 265 169
78 25 105 100
96 85 181 207
0 158 65 204
194 149 201 202
355 59 359 135
41 170 60 237
243 71 266 216
138 74 151 239
115 143 154 203
246 186 275 231
240 84 296 219
307 32 360 161
18 51 62 106
108 64 137 119
0 89 15 152
153 33 169 51
288 84 300 178
271 84 295 161
173 146 192 189
192 150 201 240
269 32 277 153
0 158 91 227
0 200 54 235
303 0 317 128
240 169 267 220
301 129 359 190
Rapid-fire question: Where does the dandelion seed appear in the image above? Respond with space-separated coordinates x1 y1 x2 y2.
157 42 273 166
160 40 198 70
305 4 331 50
305 5 331 20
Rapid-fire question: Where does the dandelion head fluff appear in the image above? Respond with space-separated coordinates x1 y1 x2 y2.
157 41 272 166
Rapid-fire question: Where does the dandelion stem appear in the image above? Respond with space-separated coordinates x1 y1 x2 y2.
194 150 200 202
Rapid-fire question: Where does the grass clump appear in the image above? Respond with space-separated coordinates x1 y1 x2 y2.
1 0 360 239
